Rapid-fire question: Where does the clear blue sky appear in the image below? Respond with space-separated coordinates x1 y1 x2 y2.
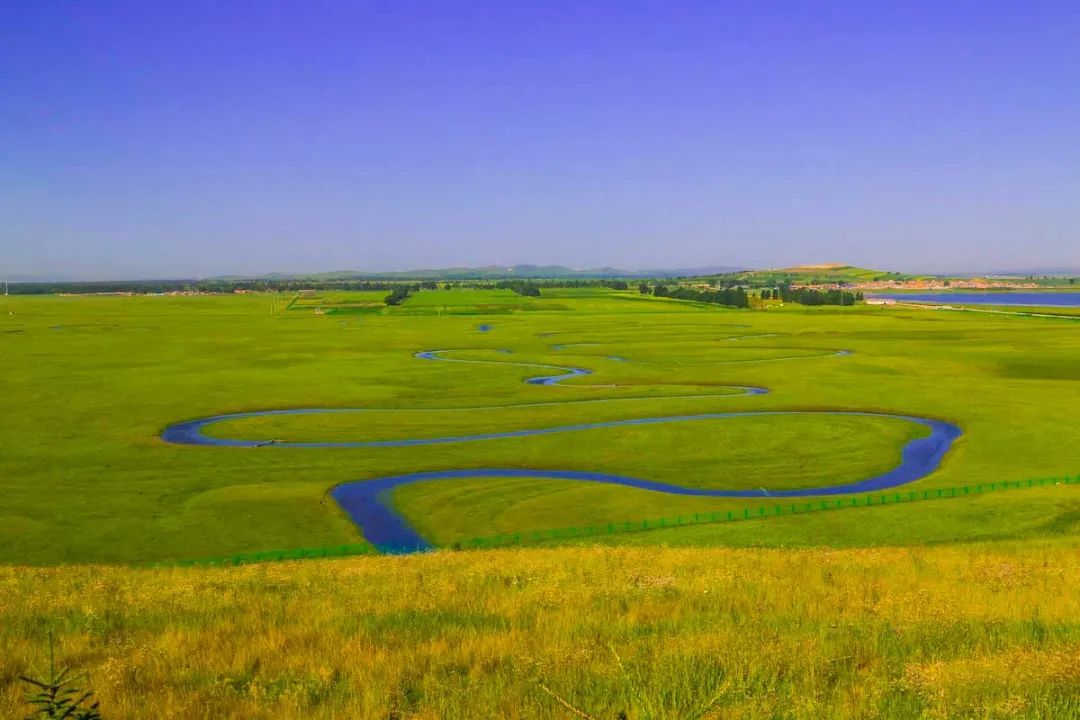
3 1 1079 278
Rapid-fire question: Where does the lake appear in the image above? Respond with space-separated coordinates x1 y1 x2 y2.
870 292 1080 307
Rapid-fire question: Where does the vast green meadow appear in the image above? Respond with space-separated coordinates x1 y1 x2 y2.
2 289 1080 563
3 288 1080 717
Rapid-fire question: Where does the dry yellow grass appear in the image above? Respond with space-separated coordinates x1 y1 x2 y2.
2 542 1079 719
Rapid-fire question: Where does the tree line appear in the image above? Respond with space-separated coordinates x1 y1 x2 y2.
6 279 435 295
383 285 415 305
494 280 542 296
760 287 863 305
639 283 750 308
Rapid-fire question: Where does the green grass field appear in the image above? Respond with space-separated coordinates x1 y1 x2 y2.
2 289 1079 564
394 287 572 313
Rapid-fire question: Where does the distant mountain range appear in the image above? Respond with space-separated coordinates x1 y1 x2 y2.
213 264 748 281
8 262 1077 285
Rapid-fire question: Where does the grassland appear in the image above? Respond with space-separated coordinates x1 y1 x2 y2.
400 287 570 313
3 542 1078 719
3 288 1080 717
285 289 391 317
2 290 1080 563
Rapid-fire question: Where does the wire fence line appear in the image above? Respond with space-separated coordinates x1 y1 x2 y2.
454 475 1078 550
171 474 1077 567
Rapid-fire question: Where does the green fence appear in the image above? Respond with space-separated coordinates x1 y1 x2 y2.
447 475 1078 551
172 475 1076 566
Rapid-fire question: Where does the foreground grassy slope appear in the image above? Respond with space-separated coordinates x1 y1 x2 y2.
2 291 1080 563
3 543 1078 719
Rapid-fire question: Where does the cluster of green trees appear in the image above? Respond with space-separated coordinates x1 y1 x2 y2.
760 287 863 305
639 283 750 308
494 280 541 296
383 285 416 305
631 281 862 308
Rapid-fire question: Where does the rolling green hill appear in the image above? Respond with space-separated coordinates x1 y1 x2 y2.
718 263 929 286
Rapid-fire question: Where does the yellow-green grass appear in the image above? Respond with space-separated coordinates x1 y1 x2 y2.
290 290 389 306
396 287 573 313
287 290 390 316
402 288 534 306
2 542 1078 719
2 291 1080 564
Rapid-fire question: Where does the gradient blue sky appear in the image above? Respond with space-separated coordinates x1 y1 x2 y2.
3 1 1079 278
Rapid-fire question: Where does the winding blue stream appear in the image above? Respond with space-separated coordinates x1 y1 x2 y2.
161 343 961 553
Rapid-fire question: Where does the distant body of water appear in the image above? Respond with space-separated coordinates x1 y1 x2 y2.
870 292 1080 307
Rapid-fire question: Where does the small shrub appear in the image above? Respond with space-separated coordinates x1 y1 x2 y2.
20 634 103 720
